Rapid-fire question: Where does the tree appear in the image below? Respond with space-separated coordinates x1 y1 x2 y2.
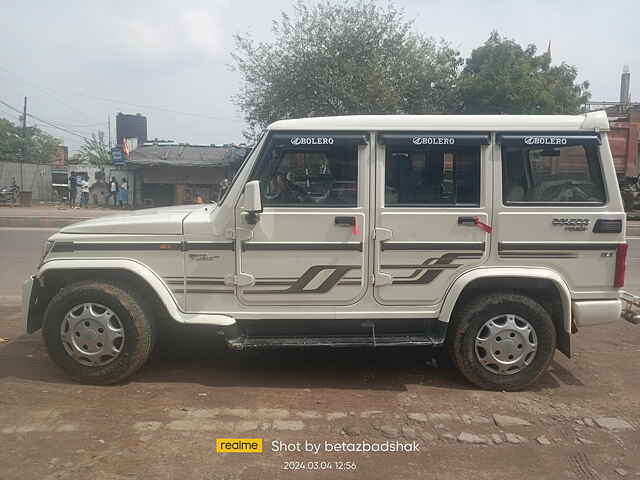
232 0 461 138
79 131 110 168
459 32 590 114
0 118 23 162
0 117 60 164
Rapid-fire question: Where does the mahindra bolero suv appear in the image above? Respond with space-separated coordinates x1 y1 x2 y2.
23 112 637 390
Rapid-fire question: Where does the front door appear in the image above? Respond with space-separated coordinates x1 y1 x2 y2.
235 132 370 306
373 132 492 306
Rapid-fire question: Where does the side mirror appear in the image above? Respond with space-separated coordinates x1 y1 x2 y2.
243 180 262 224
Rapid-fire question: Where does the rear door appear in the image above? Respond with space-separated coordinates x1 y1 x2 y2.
373 133 492 306
496 133 624 292
235 132 370 306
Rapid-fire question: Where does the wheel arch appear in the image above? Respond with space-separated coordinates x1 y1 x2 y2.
31 259 178 333
31 259 235 333
439 267 572 357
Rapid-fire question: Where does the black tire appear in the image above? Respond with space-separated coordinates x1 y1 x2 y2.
42 280 155 385
448 293 556 391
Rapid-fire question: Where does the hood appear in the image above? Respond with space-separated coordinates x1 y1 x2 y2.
60 204 213 235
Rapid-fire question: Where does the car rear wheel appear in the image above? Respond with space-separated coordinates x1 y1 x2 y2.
448 293 556 391
43 280 155 384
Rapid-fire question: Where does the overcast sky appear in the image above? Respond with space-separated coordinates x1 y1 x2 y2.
0 0 638 152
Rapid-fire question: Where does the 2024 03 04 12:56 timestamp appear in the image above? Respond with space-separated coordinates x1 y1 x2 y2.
283 461 356 471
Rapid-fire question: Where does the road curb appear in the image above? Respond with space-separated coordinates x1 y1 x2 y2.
0 216 90 228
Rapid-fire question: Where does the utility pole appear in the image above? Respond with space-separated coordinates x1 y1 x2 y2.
108 114 111 148
20 96 27 193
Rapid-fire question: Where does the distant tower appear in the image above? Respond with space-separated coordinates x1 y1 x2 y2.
620 65 631 104
116 113 148 147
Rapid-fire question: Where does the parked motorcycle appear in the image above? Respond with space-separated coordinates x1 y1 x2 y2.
0 183 19 206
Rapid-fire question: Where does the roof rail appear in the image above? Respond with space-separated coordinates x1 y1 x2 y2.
581 110 609 131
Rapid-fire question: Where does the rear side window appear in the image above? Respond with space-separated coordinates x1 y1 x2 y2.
501 135 606 205
381 134 488 207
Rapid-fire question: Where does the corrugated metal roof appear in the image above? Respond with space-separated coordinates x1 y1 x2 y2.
129 144 248 167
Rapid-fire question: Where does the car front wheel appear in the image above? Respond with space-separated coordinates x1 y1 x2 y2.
42 280 155 384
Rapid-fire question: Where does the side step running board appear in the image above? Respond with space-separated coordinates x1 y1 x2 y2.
226 335 443 350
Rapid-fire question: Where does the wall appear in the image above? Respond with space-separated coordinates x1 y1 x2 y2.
0 161 53 202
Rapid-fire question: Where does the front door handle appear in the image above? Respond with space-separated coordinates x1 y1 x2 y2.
335 216 356 226
458 216 476 226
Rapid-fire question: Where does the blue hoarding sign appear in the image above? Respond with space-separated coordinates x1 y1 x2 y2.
111 147 126 166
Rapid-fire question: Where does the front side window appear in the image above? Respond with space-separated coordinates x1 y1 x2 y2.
251 134 363 207
501 135 605 204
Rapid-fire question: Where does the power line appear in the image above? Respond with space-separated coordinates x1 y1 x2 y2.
0 98 91 141
28 113 92 141
0 64 244 123
0 66 96 121
75 93 244 122
0 104 21 121
50 120 108 128
0 99 23 115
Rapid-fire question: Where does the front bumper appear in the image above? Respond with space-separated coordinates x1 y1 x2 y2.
572 299 621 328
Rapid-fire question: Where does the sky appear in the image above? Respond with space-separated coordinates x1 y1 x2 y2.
0 0 638 153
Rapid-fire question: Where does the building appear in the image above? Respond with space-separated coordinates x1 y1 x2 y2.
126 143 248 207
116 113 147 147
53 145 68 167
585 66 639 178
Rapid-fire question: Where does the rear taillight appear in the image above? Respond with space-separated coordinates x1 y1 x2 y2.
614 243 628 288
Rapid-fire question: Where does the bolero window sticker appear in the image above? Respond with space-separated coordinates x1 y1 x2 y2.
290 136 335 145
378 133 490 147
271 133 368 148
498 134 601 146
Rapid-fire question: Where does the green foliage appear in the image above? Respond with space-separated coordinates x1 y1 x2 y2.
0 118 23 162
232 0 461 138
79 131 110 168
459 32 590 114
0 117 60 164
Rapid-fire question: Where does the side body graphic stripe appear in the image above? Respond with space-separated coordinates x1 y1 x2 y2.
382 242 485 251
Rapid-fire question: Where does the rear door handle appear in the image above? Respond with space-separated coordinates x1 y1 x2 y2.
458 216 476 226
335 216 356 226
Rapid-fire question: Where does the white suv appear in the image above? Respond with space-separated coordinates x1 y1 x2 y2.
23 111 629 390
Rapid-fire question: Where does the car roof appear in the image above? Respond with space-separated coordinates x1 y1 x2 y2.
268 111 609 132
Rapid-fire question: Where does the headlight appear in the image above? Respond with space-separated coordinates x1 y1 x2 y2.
40 240 55 265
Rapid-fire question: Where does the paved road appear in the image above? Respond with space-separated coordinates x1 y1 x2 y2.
0 227 55 297
0 227 639 479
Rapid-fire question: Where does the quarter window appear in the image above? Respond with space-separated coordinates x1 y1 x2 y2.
502 139 605 204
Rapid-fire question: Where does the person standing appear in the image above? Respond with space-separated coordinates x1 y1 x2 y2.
80 175 90 208
108 177 118 208
68 173 77 208
75 174 84 209
118 177 128 209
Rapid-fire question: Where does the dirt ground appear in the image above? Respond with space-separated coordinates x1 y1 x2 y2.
0 301 639 480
